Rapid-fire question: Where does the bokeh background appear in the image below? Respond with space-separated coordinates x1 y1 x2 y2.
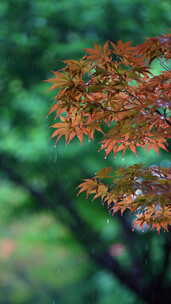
1 0 171 303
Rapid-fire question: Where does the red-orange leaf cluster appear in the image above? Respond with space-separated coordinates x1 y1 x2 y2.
47 33 171 232
78 165 171 232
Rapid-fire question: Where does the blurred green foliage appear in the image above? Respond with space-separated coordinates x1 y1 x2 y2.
1 0 171 303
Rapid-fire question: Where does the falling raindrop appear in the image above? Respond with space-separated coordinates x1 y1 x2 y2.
107 219 109 224
135 189 143 195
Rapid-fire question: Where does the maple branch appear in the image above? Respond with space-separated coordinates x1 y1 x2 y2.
163 107 171 126
156 109 171 126
123 89 171 127
158 57 170 71
98 103 137 114
122 89 144 105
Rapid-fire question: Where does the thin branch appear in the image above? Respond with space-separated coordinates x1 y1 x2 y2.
158 57 169 71
156 109 171 126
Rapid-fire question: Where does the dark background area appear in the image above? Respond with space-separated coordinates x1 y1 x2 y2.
1 0 171 303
